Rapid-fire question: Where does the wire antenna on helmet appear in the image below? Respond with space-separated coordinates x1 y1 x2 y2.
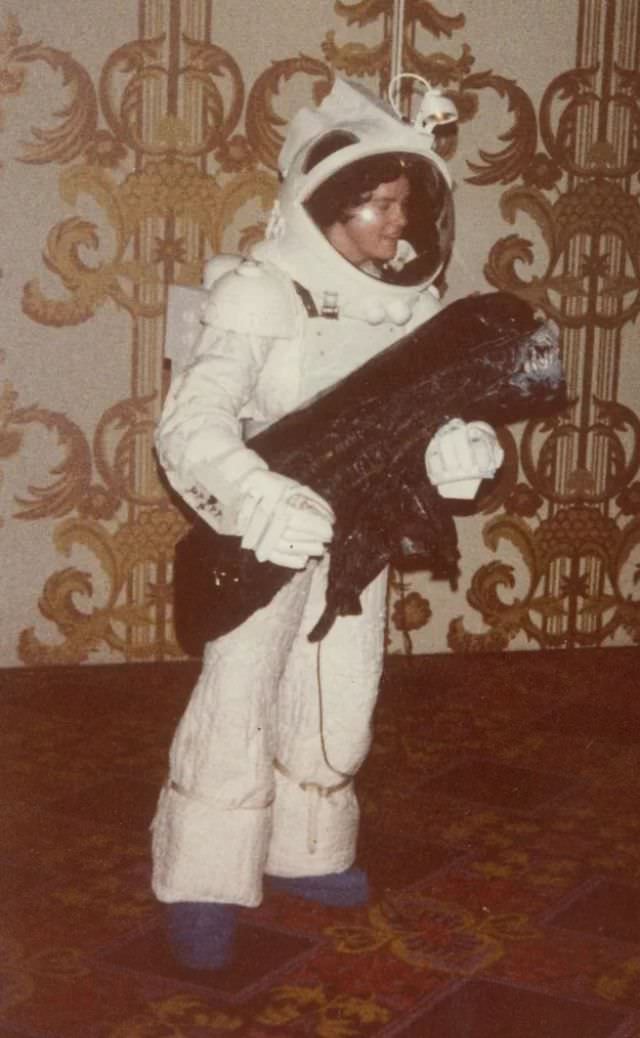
388 73 458 140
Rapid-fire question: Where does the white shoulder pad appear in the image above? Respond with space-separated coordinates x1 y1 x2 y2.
203 253 243 289
164 283 209 373
202 259 299 338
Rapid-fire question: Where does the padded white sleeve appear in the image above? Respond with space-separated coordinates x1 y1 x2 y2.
156 322 274 518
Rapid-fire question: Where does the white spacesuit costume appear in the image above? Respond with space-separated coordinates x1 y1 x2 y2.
151 78 502 966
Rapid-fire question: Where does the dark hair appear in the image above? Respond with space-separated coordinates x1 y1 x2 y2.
306 153 419 228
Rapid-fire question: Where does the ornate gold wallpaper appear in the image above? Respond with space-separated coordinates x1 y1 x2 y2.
390 0 640 653
1 0 638 665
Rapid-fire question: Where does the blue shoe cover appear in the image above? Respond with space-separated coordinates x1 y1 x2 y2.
266 866 369 907
165 901 238 970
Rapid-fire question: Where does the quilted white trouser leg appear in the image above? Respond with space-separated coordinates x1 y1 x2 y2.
151 557 387 907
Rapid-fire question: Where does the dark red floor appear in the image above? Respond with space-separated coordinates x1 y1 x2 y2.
1 649 639 1036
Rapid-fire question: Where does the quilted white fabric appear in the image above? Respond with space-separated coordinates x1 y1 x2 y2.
152 263 441 905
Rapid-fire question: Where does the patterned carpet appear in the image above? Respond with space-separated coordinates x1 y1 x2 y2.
1 648 639 1037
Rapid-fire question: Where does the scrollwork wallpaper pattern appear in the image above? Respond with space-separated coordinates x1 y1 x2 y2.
450 0 640 652
1 0 638 665
389 0 640 653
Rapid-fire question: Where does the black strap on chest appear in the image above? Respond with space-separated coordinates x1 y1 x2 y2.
292 281 339 320
292 281 319 317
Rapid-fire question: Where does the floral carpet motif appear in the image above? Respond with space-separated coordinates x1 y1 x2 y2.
1 649 639 1036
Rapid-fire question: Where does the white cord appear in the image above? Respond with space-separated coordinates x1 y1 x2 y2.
315 639 352 782
388 72 433 121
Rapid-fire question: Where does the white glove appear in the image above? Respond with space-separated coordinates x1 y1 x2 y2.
425 418 504 499
237 469 335 569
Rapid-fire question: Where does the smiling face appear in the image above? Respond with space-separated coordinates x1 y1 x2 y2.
324 174 410 267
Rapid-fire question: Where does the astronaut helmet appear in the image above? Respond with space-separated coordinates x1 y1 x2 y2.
302 136 452 288
253 78 455 323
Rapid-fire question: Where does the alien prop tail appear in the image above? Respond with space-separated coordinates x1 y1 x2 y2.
172 291 567 655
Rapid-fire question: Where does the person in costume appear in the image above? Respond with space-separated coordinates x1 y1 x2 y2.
152 78 503 969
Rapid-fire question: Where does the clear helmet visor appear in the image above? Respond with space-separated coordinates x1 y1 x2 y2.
302 148 453 288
